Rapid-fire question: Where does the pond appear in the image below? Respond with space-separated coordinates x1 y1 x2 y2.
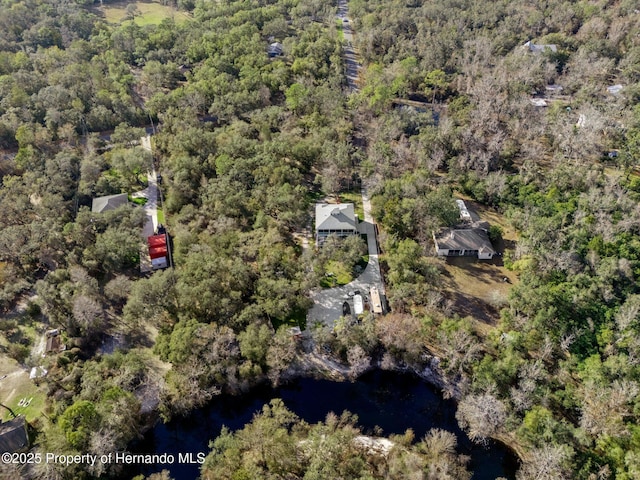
134 370 519 479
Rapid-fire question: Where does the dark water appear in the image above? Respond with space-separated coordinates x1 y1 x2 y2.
134 370 519 479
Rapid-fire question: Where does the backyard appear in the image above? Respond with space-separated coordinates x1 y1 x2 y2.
439 202 518 330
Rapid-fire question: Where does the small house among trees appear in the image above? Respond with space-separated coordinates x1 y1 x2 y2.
268 42 284 57
315 203 358 246
433 227 496 259
523 40 557 54
45 329 65 354
91 193 128 213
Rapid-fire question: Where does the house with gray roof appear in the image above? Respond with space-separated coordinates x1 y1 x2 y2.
268 42 284 57
315 203 358 246
0 416 29 453
524 40 557 54
91 193 129 213
433 222 496 260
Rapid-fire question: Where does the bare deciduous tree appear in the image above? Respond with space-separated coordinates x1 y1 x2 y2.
347 345 370 379
456 392 507 445
516 445 574 480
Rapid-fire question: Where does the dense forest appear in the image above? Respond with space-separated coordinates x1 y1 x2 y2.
0 0 640 478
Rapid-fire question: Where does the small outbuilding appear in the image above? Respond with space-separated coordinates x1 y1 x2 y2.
523 40 557 54
45 329 65 355
91 193 128 213
607 84 623 96
268 42 284 57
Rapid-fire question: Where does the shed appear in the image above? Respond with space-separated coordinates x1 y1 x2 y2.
607 84 623 96
523 40 557 54
45 329 64 354
268 42 284 57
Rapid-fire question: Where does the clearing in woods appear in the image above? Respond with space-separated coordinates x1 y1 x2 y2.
439 200 518 333
98 0 191 26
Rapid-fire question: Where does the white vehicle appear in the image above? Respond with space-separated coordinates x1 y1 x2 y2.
353 294 364 315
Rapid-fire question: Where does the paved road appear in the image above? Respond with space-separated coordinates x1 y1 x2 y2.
306 9 386 328
135 135 159 238
135 135 159 273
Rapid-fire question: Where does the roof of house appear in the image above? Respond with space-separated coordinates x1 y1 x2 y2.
434 227 495 254
91 193 128 213
268 42 283 55
0 416 28 453
607 84 623 95
545 84 564 93
148 234 167 247
524 40 557 53
148 234 168 260
316 203 357 232
45 334 61 353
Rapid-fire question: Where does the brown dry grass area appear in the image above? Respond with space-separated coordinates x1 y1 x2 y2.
439 202 518 334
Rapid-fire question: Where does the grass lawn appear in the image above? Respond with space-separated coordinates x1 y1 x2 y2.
336 19 344 41
157 207 165 224
321 260 353 288
99 0 191 26
0 358 47 423
337 190 364 222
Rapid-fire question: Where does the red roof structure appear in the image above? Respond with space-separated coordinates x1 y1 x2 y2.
149 245 167 259
148 234 168 260
148 235 166 247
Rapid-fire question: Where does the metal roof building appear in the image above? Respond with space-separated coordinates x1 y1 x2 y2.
315 203 358 246
433 225 496 260
91 193 128 213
